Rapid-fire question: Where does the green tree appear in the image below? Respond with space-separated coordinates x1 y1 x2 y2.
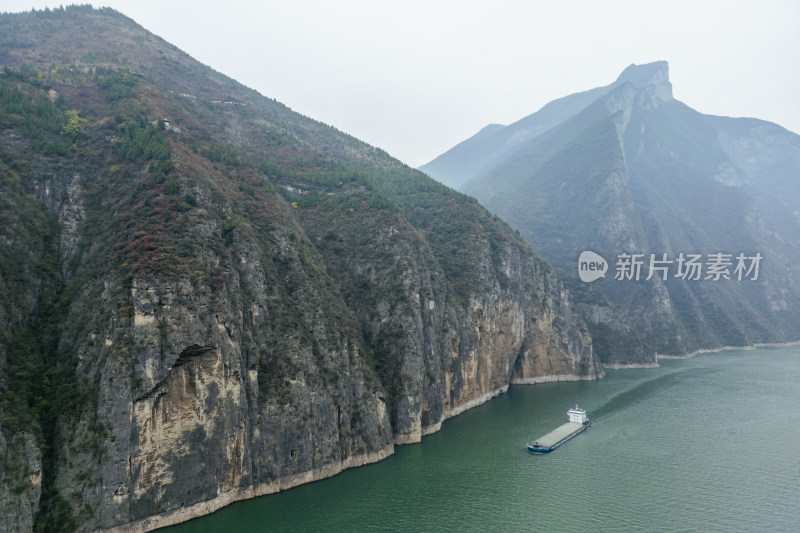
62 109 87 140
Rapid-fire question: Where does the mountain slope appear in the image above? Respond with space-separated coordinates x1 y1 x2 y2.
423 61 800 364
0 7 600 532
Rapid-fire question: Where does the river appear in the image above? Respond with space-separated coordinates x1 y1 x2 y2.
163 346 800 532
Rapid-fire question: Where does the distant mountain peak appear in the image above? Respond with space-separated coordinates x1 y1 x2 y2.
615 61 673 102
616 61 670 87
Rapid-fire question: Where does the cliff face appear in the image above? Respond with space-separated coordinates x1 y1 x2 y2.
424 61 800 364
297 200 598 442
57 230 396 528
0 7 600 531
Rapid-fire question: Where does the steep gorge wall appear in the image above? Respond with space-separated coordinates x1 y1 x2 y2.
27 167 599 532
297 195 600 445
31 168 395 531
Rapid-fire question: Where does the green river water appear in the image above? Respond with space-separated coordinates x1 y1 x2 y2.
164 346 800 532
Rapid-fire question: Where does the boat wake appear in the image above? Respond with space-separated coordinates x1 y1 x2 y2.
589 368 702 421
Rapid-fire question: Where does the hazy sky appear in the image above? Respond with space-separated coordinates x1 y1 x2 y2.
4 1 799 167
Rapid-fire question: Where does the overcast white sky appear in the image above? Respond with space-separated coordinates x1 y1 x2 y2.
4 1 800 167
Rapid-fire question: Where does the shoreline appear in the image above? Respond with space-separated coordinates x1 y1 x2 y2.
105 445 396 533
510 372 603 385
602 362 659 370
657 340 800 360
422 385 508 437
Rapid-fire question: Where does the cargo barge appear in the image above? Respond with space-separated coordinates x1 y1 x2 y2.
527 405 590 454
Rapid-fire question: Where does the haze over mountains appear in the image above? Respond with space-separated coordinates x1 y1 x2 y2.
422 61 800 364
